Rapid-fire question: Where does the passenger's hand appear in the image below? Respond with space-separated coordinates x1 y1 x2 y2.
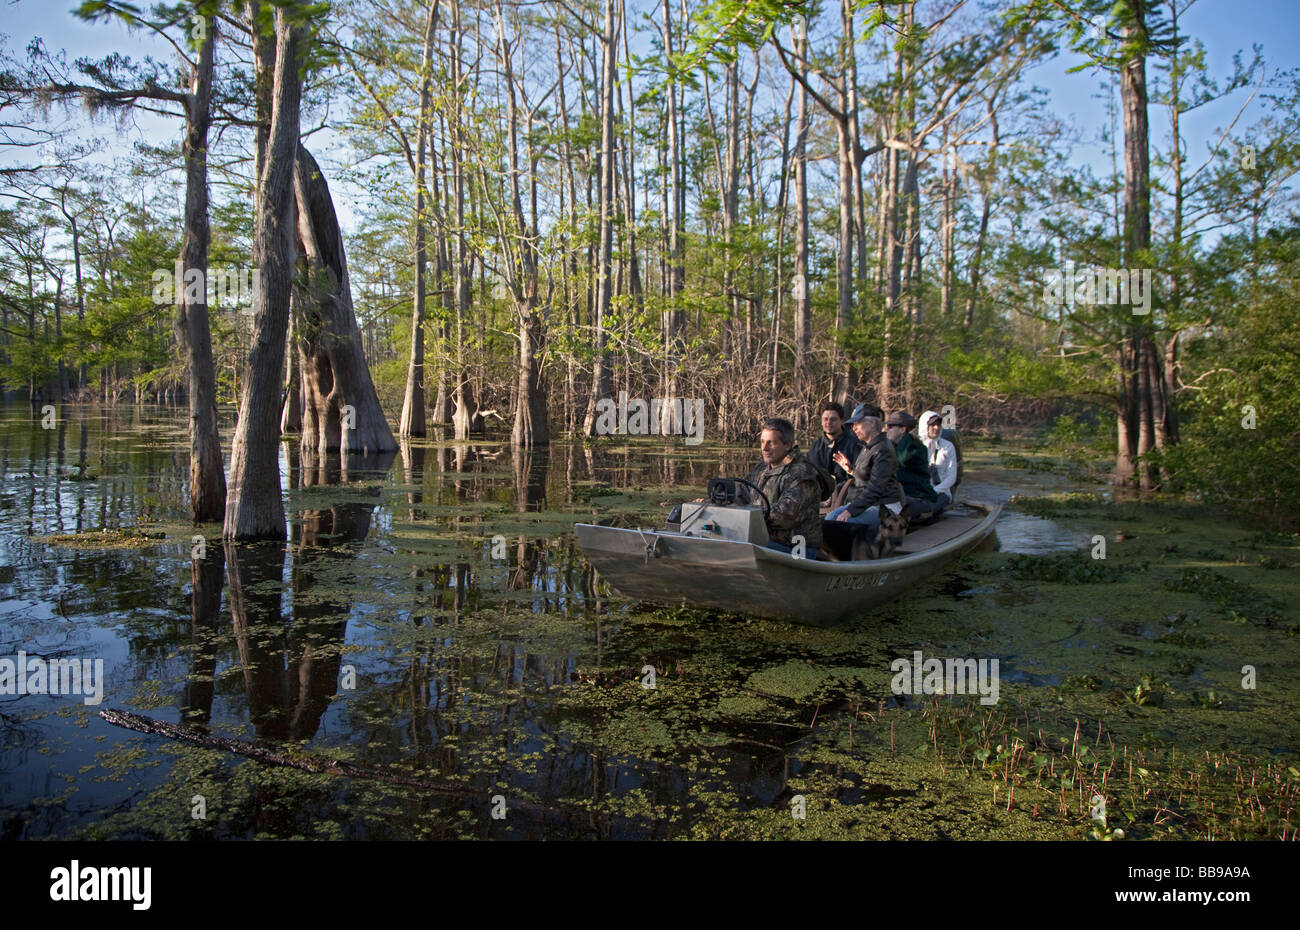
691 498 704 503
835 511 850 522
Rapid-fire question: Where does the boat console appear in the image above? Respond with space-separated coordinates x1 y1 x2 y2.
669 502 769 545
663 477 771 545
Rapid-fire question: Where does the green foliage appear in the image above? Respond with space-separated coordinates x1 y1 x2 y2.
1161 568 1283 623
63 216 177 392
1124 675 1166 707
1006 493 1135 521
946 347 1094 400
1001 552 1132 584
1157 241 1300 522
1040 413 1109 460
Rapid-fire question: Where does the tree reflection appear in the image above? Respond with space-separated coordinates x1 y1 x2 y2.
221 451 391 742
181 540 223 729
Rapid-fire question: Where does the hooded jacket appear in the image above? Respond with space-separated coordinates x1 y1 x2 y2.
917 409 958 496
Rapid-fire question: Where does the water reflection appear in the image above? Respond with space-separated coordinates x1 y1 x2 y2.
990 510 1090 554
228 452 391 743
0 404 1109 840
181 543 223 729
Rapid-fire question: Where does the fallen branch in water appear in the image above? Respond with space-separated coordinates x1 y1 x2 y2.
98 708 544 808
97 708 640 829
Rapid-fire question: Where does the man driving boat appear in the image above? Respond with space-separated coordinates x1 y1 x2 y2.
733 417 826 555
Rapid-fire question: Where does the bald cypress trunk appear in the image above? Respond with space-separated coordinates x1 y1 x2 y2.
178 13 226 523
223 5 303 541
581 0 616 437
1118 1 1153 489
399 2 438 439
294 145 397 460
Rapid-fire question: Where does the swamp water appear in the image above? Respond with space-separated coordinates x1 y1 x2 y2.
0 405 1296 840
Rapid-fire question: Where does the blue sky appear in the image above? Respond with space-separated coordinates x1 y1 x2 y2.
1037 1 1295 166
3 0 1296 234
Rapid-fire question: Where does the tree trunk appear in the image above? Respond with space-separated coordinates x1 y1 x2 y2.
845 0 867 296
1160 4 1185 458
175 13 226 523
939 125 955 319
511 311 549 447
834 105 853 403
1162 332 1180 443
965 107 997 328
659 0 685 427
53 277 69 398
792 23 810 399
69 211 86 390
835 0 854 339
554 23 579 437
832 6 855 403
430 110 451 426
617 0 644 321
399 2 438 439
1118 1 1152 488
497 2 550 447
449 0 475 441
224 5 302 541
281 308 301 433
1114 344 1136 486
899 144 921 413
1136 333 1155 488
581 0 617 437
293 145 398 459
771 73 795 392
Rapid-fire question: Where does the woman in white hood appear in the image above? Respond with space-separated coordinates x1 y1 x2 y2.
917 410 957 511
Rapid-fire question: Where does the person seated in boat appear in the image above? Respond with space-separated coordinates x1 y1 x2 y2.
733 417 827 556
886 410 941 522
825 405 904 529
917 409 957 513
807 402 862 502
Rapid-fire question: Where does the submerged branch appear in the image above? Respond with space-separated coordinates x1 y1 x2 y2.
99 707 480 797
98 708 648 829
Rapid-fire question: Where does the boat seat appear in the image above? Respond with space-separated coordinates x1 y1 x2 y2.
893 513 982 554
822 511 980 560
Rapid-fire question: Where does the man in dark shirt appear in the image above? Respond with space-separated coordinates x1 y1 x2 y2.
807 402 862 498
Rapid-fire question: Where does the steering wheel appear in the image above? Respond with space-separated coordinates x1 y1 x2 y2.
732 478 772 522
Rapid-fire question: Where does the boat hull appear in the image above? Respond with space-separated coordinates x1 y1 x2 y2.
574 502 1003 626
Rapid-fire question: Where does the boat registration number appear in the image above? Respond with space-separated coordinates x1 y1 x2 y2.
826 573 888 591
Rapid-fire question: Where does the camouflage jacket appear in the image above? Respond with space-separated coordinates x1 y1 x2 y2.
737 448 824 550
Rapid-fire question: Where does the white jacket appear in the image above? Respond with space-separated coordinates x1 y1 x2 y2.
917 409 957 495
